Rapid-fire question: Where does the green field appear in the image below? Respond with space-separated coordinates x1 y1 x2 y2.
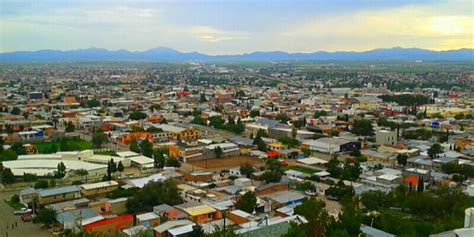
35 139 93 153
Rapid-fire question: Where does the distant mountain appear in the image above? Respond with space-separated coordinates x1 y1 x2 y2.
0 47 472 62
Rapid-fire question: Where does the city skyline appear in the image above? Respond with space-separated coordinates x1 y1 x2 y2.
1 0 473 54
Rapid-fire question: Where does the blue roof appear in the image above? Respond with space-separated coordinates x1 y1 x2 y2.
38 185 80 197
56 208 98 225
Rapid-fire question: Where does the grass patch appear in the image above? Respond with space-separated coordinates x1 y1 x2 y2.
95 151 115 156
35 139 93 153
283 165 320 175
5 199 25 210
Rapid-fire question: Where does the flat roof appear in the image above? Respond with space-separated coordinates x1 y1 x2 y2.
297 157 328 165
182 205 216 216
38 185 80 197
129 155 154 165
116 151 140 158
80 181 118 190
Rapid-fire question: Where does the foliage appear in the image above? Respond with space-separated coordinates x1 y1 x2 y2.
235 191 257 213
396 154 408 166
261 170 282 183
129 111 147 120
54 162 67 178
106 187 140 199
295 181 316 192
126 179 183 213
130 138 140 153
239 163 255 177
351 119 374 136
294 198 334 237
23 173 37 182
166 157 181 167
91 131 108 149
428 143 443 159
214 146 224 158
278 136 300 148
313 110 328 118
325 180 354 201
153 149 167 168
35 208 57 227
2 167 15 184
34 179 49 189
249 110 260 118
282 222 307 237
442 163 474 177
139 139 154 157
379 94 432 106
117 161 124 172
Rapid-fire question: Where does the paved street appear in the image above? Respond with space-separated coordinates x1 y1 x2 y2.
0 191 51 237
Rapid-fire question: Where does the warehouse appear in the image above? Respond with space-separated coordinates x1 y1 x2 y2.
2 159 107 177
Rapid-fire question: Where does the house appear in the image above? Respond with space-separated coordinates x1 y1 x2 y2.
136 212 160 227
256 183 289 196
376 130 397 146
80 181 119 198
302 137 360 154
153 204 188 221
83 214 134 235
122 225 149 237
228 209 253 225
37 185 81 206
103 198 128 215
361 150 397 166
180 204 220 224
56 208 99 231
19 187 36 207
153 219 195 237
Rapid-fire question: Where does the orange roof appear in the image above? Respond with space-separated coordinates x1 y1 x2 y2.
83 214 133 232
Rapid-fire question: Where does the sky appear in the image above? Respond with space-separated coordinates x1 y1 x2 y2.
0 0 473 54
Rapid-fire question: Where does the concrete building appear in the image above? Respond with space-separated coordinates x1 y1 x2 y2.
376 130 397 146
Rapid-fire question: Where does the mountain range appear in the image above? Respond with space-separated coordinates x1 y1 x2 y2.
0 47 472 62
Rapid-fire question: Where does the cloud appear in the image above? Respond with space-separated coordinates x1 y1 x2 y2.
281 0 474 51
189 26 248 43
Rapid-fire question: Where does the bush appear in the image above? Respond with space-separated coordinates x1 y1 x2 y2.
11 194 20 203
34 180 49 189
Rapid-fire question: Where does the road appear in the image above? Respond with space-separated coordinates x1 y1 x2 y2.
0 190 51 237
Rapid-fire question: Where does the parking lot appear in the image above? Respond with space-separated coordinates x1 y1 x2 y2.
0 190 51 237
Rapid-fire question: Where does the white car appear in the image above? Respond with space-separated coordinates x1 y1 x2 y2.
14 207 32 215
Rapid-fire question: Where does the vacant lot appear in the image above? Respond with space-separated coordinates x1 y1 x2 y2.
187 156 263 169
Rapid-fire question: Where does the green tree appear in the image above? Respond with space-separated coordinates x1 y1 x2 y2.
35 208 57 227
240 163 255 177
214 146 223 159
1 167 15 184
352 119 374 136
117 161 124 172
1 149 18 161
342 161 361 182
130 138 140 153
261 170 282 183
190 225 205 237
235 191 257 213
91 132 108 148
55 162 66 178
34 179 49 189
86 99 100 108
11 107 21 115
129 111 147 120
327 158 342 178
282 222 307 237
140 140 154 158
49 179 56 187
249 110 260 118
313 110 328 118
278 136 300 148
397 154 408 166
65 121 75 132
126 179 183 213
294 198 334 237
166 157 181 168
153 150 166 169
428 143 443 159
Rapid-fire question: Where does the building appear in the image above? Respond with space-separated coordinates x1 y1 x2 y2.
180 204 220 224
302 137 360 154
83 214 134 235
80 181 119 198
136 212 160 227
376 130 397 146
37 185 81 206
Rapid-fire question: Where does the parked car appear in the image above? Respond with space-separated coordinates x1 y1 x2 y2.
20 214 32 222
14 208 32 215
